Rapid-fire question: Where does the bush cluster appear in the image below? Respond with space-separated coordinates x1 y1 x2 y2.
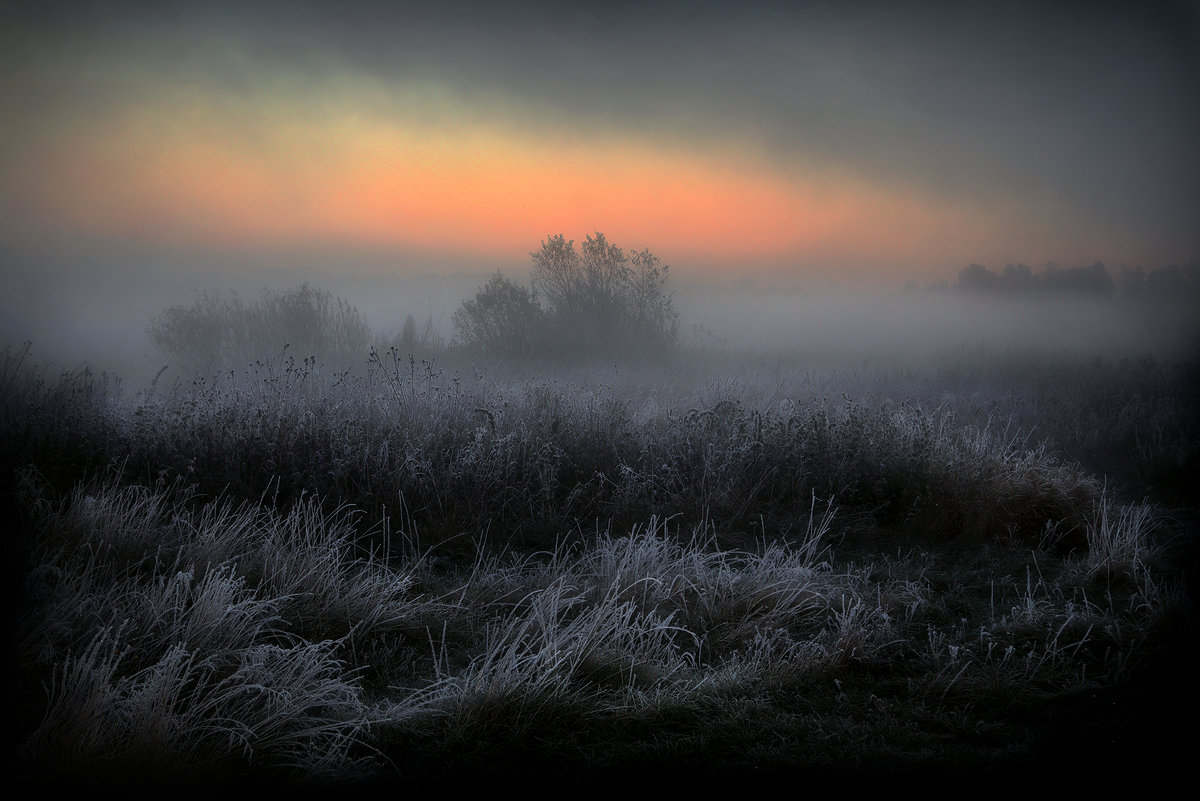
454 233 679 359
148 283 373 376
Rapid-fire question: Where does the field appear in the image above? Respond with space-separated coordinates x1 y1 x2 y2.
5 337 1198 790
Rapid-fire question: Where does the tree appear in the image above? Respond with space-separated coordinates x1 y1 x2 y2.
147 291 230 376
396 314 420 351
530 232 678 356
453 233 680 359
452 272 544 356
1039 261 1114 297
956 263 1000 292
1001 263 1035 293
626 246 678 348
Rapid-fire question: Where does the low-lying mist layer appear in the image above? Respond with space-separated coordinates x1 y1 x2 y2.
4 253 1198 386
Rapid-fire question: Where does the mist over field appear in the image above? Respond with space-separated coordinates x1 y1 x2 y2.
0 241 494 383
4 0 1199 790
4 0 1198 379
3 237 1198 387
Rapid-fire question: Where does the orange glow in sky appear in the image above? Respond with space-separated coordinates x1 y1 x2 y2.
3 4 1193 290
19 87 1020 279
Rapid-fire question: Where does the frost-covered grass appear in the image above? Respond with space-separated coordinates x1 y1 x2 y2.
7 343 1158 546
4 342 1195 786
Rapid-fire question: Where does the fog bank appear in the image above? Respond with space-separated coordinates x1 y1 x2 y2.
3 244 1196 388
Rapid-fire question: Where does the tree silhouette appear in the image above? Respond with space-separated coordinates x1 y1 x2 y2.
454 233 679 359
530 233 678 357
452 272 543 356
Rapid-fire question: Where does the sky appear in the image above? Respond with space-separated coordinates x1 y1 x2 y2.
3 0 1198 281
1 0 1198 378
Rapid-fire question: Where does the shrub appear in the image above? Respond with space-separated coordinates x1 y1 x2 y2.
149 283 373 375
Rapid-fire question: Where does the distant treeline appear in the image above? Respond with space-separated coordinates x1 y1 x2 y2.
912 261 1200 302
147 232 679 374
